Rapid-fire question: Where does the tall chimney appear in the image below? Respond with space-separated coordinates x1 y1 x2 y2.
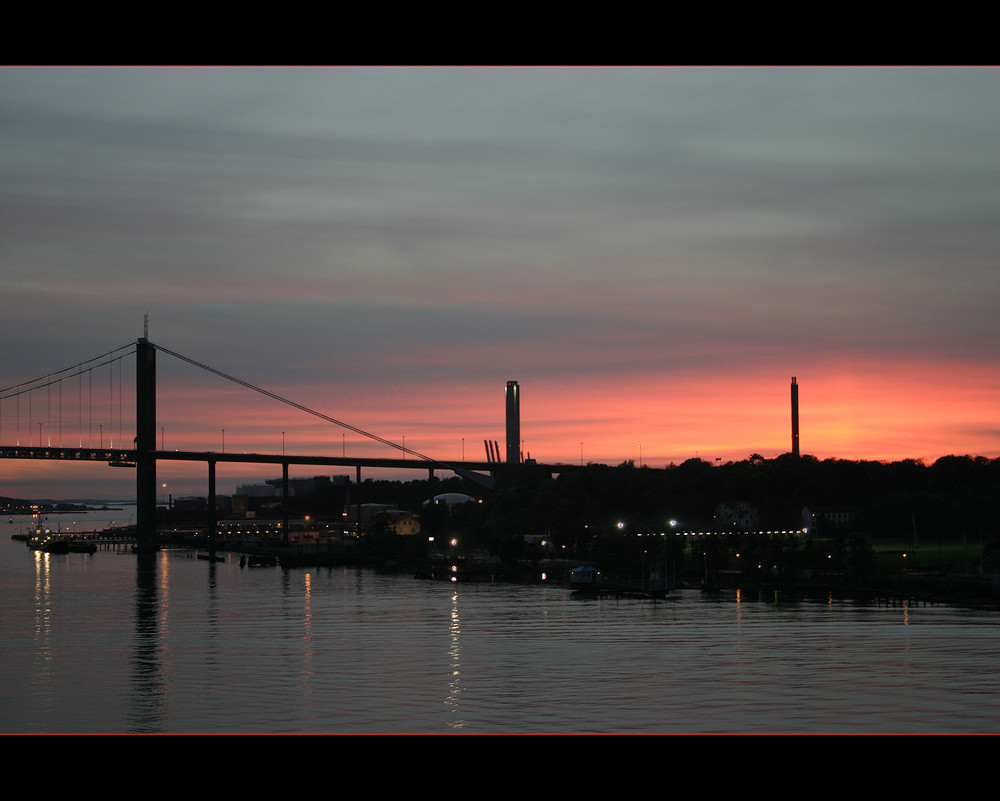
505 380 520 464
791 376 800 458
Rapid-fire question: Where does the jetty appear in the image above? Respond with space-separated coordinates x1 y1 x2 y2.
568 563 670 599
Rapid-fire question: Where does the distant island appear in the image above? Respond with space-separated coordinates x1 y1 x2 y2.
1 497 124 516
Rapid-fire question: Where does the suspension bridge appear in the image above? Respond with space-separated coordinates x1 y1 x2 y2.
1 334 551 553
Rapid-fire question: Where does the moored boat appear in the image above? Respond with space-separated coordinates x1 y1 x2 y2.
27 534 70 553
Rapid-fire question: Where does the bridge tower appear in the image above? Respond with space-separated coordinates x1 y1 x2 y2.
135 337 157 551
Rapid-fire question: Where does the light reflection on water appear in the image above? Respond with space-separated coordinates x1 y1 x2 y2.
1 532 999 734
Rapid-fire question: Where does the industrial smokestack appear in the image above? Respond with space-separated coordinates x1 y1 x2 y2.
505 380 520 464
791 376 800 458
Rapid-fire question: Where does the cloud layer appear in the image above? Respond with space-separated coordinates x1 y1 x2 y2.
2 67 999 497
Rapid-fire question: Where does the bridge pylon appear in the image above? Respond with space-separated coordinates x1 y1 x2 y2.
135 338 157 552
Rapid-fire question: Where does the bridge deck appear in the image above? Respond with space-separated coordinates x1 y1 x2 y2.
0 447 593 493
0 445 582 474
0 446 136 464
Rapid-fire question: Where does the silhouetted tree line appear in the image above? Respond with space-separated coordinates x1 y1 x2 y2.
302 453 1000 569
149 453 996 584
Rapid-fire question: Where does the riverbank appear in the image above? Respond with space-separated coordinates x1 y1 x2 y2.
219 537 1000 610
702 568 1000 611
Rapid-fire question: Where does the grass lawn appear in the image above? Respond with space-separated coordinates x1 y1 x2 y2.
870 536 986 573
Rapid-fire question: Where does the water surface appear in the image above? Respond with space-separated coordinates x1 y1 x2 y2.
2 521 998 734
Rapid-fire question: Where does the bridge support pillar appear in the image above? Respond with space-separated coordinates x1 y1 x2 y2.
356 464 362 532
207 458 217 556
135 338 157 552
282 462 290 546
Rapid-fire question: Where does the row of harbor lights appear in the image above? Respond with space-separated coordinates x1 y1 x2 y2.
622 521 808 537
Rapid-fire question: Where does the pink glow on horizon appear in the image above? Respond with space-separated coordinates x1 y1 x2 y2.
5 352 998 500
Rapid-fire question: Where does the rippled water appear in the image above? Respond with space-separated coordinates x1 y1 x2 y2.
2 520 1000 733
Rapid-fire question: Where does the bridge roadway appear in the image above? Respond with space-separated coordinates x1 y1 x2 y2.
0 445 583 477
0 445 137 465
155 449 500 474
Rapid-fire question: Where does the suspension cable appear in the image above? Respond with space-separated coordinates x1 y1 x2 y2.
0 341 136 399
152 342 447 466
2 339 473 476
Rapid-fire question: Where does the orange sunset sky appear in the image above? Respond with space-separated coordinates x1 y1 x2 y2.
2 67 999 499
